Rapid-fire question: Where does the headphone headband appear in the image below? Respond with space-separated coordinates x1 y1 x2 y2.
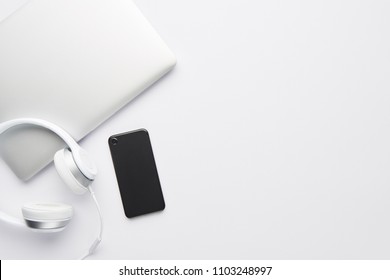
0 118 102 259
0 118 97 180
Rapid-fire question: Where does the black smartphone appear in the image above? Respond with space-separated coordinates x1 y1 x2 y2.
108 129 165 218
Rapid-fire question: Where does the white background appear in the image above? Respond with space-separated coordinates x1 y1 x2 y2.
1 0 390 259
3 261 390 280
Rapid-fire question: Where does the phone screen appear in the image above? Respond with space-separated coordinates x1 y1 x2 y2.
108 129 165 218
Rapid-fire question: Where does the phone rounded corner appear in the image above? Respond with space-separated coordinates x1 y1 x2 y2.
139 128 149 135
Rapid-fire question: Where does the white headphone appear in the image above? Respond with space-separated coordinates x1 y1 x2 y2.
0 118 103 259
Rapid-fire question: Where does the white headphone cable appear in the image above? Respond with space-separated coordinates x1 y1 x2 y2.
80 185 103 260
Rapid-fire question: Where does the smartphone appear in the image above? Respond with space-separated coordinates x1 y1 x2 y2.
108 129 165 218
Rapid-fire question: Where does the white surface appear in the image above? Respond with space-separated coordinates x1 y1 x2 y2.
0 0 28 22
1 0 390 259
0 0 175 180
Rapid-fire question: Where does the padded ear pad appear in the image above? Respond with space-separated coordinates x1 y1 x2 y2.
22 203 73 232
54 148 91 195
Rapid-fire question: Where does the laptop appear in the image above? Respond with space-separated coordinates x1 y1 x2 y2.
0 0 176 180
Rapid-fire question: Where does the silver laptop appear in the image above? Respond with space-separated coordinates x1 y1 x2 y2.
0 0 176 180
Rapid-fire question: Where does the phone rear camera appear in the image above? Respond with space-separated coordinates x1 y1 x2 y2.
111 138 118 145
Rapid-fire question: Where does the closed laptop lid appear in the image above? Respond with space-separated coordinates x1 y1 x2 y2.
0 0 176 180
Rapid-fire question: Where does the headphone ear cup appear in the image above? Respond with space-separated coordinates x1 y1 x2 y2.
54 148 91 195
22 203 73 232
